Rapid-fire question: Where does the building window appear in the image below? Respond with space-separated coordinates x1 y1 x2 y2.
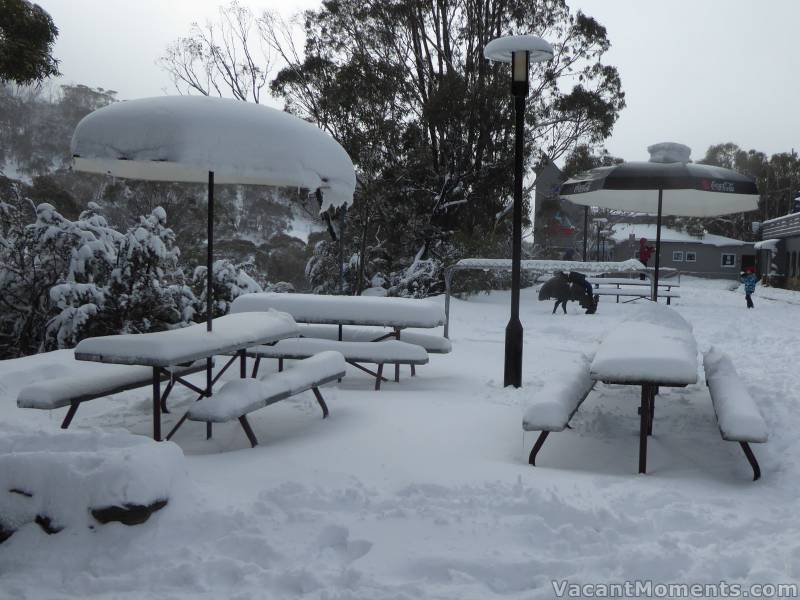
721 253 736 268
685 251 697 262
794 252 798 277
672 251 684 262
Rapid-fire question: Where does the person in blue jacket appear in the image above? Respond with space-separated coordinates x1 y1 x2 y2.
740 267 757 309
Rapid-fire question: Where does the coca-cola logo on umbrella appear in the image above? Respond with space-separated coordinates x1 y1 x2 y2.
700 179 735 193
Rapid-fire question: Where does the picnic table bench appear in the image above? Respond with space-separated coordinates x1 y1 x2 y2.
704 348 768 480
522 355 596 465
19 312 300 441
243 338 428 390
231 293 448 385
17 360 209 429
587 277 681 304
188 351 346 447
296 324 452 354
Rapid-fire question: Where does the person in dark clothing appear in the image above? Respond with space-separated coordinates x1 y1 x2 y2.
538 272 597 314
568 271 598 314
740 267 757 308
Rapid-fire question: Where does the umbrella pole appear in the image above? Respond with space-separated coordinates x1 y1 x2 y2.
206 171 214 440
207 171 214 333
583 206 588 261
652 187 663 302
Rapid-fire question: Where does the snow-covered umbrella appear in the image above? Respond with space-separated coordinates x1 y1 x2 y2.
559 143 758 299
70 95 356 332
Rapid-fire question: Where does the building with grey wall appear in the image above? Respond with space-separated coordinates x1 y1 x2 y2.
609 223 755 279
758 212 800 290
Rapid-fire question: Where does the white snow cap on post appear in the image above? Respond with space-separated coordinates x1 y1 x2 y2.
647 142 691 164
71 96 356 211
483 35 554 63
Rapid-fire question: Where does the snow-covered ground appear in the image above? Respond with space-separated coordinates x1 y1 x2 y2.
1 277 799 599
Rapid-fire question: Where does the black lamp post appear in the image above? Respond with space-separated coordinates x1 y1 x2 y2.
484 35 553 388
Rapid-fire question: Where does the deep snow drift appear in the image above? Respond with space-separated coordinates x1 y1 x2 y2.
1 277 799 599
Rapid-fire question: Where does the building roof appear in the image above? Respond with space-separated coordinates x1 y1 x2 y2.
608 223 751 247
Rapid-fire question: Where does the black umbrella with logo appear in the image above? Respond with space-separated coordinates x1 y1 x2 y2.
560 143 759 299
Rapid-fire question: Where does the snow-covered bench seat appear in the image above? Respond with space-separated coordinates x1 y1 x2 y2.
703 348 768 480
245 338 428 391
187 351 346 447
17 360 209 429
593 287 680 305
522 356 596 466
296 324 452 354
293 323 449 381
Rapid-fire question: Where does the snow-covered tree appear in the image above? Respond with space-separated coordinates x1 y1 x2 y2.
44 205 191 348
192 258 263 320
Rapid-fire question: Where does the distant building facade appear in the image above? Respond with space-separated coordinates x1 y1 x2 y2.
533 160 585 258
758 209 800 290
610 224 755 279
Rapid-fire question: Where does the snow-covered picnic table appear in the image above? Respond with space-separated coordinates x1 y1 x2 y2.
231 293 447 385
586 276 681 305
73 312 300 440
589 303 698 473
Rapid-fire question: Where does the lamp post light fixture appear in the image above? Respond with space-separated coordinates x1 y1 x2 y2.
484 35 554 388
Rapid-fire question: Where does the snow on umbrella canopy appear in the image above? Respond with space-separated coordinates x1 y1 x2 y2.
70 95 356 331
559 142 759 299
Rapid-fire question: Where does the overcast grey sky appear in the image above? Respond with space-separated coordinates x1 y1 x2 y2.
38 0 800 163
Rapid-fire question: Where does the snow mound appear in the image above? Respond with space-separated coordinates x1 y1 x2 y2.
647 142 691 163
0 431 185 535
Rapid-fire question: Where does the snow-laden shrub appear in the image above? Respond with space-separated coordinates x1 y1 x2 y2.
266 281 295 293
43 205 191 348
0 194 126 356
305 239 353 295
192 258 263 320
387 256 443 298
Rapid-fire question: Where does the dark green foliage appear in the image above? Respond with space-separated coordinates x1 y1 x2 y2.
562 143 623 178
270 0 625 294
0 0 59 85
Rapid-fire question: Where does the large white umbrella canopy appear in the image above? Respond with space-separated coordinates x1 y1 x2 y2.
71 95 356 211
71 95 356 339
560 143 759 299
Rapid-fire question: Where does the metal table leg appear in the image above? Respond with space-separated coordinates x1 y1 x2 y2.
152 367 161 441
638 384 649 473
